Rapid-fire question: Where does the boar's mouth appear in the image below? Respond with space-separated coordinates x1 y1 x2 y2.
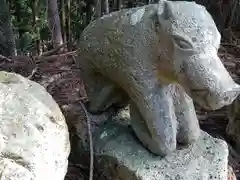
188 86 240 110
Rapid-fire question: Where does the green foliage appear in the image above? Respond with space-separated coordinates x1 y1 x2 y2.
4 0 240 55
7 0 47 54
6 0 151 54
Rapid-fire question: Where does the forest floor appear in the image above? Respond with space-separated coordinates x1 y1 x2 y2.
0 27 239 180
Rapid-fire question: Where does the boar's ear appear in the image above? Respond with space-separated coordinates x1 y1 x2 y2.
156 0 192 49
155 0 173 35
156 0 172 22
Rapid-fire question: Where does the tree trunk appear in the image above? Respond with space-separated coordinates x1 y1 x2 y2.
15 0 24 40
127 1 134 8
86 0 94 23
226 99 240 153
225 0 239 28
104 0 109 14
95 0 102 18
117 0 122 10
31 0 41 55
65 0 71 51
60 0 66 43
0 0 17 56
47 0 63 49
113 0 118 11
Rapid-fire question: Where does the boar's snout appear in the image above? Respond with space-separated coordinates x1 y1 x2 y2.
181 52 240 110
204 85 240 110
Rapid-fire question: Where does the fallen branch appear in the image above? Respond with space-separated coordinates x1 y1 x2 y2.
35 51 76 63
40 42 68 57
78 101 93 180
0 54 12 62
27 67 38 80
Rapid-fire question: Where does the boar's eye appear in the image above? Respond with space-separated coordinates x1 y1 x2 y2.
172 35 193 50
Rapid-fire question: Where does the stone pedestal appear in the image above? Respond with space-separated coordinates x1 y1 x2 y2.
93 121 228 180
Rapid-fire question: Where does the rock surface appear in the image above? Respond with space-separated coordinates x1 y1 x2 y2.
0 71 70 180
93 121 229 180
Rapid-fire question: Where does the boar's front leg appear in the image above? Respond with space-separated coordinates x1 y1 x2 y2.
126 76 177 156
172 85 201 144
130 99 177 156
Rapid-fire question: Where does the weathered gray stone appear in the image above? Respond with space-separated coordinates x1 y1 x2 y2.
93 121 229 180
0 71 70 180
76 0 240 156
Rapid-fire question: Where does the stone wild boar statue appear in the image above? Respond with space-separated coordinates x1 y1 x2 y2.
76 0 240 156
